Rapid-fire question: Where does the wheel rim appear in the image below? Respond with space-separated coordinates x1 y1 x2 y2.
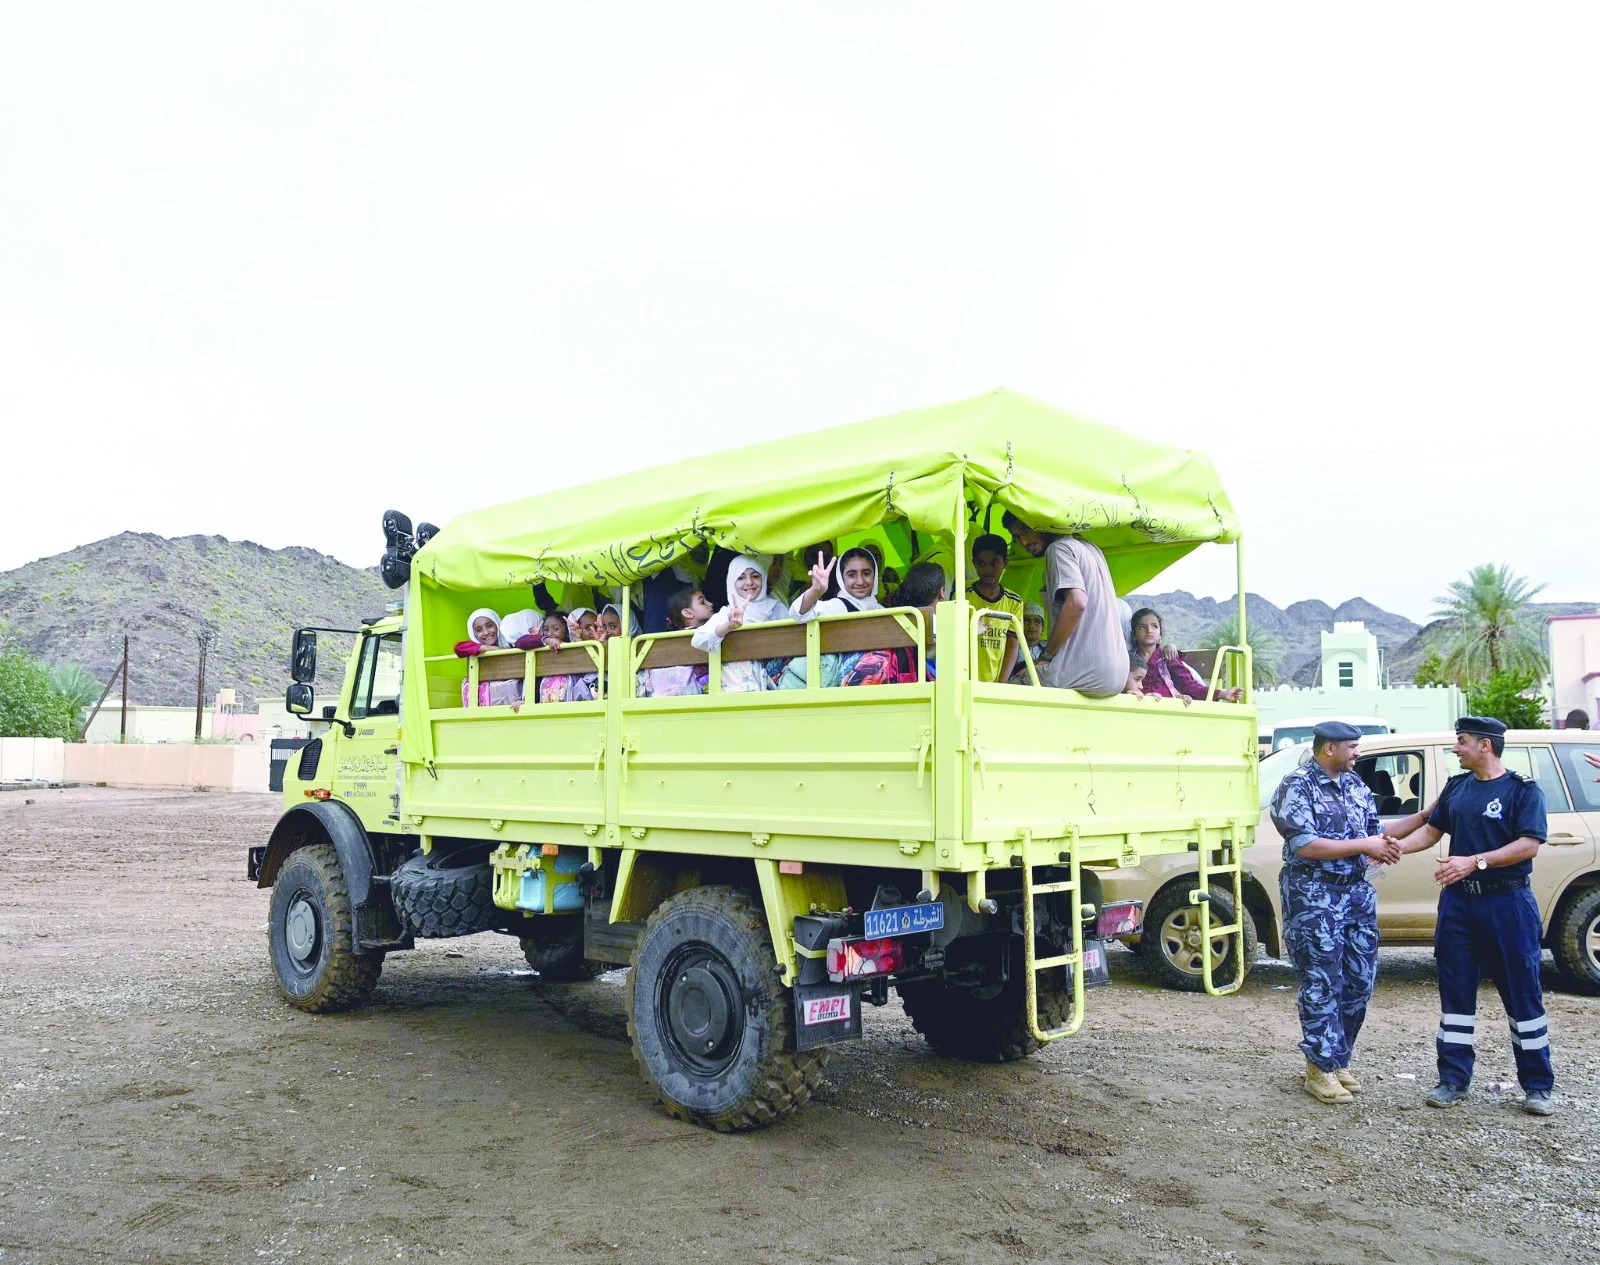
283 892 323 974
1158 905 1229 977
657 943 745 1077
1585 914 1600 975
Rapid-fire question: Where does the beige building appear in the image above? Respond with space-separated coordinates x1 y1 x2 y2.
1549 613 1600 727
84 703 216 744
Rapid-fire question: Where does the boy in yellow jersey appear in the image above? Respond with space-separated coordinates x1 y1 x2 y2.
967 533 1025 683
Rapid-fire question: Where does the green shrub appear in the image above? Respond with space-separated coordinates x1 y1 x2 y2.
0 651 77 739
1465 671 1545 730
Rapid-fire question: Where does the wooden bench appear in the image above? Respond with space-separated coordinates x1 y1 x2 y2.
476 645 602 683
633 609 922 672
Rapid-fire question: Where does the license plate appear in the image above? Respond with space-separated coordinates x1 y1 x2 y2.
862 902 944 939
802 994 852 1026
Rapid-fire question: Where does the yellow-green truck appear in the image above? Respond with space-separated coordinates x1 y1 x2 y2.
250 389 1258 1130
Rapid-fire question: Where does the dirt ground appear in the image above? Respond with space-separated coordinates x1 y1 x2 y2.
1 789 1597 1265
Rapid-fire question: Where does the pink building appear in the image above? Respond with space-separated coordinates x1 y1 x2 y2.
1549 613 1600 727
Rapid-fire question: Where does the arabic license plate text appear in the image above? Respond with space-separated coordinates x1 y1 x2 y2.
863 902 945 939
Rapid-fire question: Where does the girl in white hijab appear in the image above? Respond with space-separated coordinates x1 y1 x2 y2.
790 546 881 622
500 609 543 649
691 553 790 692
459 608 523 708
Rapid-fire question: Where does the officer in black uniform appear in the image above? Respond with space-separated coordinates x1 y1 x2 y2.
1389 716 1555 1114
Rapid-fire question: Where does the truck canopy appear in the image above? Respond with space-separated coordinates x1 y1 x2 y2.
415 388 1239 597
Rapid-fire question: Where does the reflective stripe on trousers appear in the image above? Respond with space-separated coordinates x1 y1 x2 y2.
1434 884 1553 1093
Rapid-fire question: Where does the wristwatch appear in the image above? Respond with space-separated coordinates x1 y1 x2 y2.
1475 857 1489 871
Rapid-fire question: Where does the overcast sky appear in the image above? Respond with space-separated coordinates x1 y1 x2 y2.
3 4 1596 622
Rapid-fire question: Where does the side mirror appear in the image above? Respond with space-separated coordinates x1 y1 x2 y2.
291 629 318 683
322 704 336 720
285 683 314 716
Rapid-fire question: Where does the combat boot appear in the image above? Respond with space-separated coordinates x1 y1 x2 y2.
1304 1059 1354 1105
1334 1067 1361 1094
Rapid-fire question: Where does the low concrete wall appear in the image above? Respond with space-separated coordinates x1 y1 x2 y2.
0 738 67 782
64 743 271 793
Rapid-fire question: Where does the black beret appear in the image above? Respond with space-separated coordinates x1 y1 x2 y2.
1312 721 1364 743
1455 715 1508 739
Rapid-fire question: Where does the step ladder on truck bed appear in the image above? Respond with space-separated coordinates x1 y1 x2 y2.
1018 827 1091 1044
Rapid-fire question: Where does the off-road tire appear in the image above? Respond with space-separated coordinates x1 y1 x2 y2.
268 843 384 1012
897 967 1068 1063
390 845 497 939
1141 880 1258 993
1551 884 1600 995
521 933 605 981
626 885 827 1130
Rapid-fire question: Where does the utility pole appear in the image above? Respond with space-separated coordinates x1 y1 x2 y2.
120 636 129 742
194 629 212 742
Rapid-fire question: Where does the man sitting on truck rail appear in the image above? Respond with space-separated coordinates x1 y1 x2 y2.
1002 512 1127 698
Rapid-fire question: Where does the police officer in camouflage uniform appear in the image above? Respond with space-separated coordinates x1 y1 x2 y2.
1269 721 1401 1104
1389 716 1556 1115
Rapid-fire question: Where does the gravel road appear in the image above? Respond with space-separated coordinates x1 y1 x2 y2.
1 788 1596 1264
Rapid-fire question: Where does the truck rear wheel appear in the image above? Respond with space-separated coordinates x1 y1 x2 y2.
897 968 1067 1063
390 845 497 939
1140 881 1258 992
268 843 384 1012
627 885 826 1130
1551 884 1600 995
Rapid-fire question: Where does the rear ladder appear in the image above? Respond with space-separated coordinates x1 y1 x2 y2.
1019 831 1090 1043
1190 818 1250 996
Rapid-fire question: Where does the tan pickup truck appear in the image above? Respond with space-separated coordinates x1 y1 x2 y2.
1098 730 1600 993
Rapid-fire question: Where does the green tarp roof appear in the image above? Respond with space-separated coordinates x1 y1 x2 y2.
416 389 1240 596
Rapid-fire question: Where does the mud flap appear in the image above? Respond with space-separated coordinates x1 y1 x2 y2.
792 981 862 1050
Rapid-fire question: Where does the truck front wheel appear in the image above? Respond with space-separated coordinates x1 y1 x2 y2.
627 885 826 1130
268 843 384 1012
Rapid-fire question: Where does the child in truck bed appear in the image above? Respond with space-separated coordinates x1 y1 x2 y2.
537 611 598 703
636 586 711 698
691 554 791 692
457 609 524 708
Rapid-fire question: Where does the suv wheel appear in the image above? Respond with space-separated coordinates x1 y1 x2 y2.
268 843 384 1012
1141 881 1258 992
1551 885 1600 995
390 845 497 938
627 885 826 1130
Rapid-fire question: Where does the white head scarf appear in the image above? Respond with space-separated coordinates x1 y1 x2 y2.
467 607 503 646
832 547 882 614
725 553 789 624
567 606 596 639
500 609 541 645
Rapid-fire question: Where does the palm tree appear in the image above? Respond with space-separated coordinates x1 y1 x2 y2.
1431 564 1547 687
1200 615 1283 688
50 664 105 734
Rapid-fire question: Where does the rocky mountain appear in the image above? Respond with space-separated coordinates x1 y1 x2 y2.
1127 589 1597 684
0 534 390 707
